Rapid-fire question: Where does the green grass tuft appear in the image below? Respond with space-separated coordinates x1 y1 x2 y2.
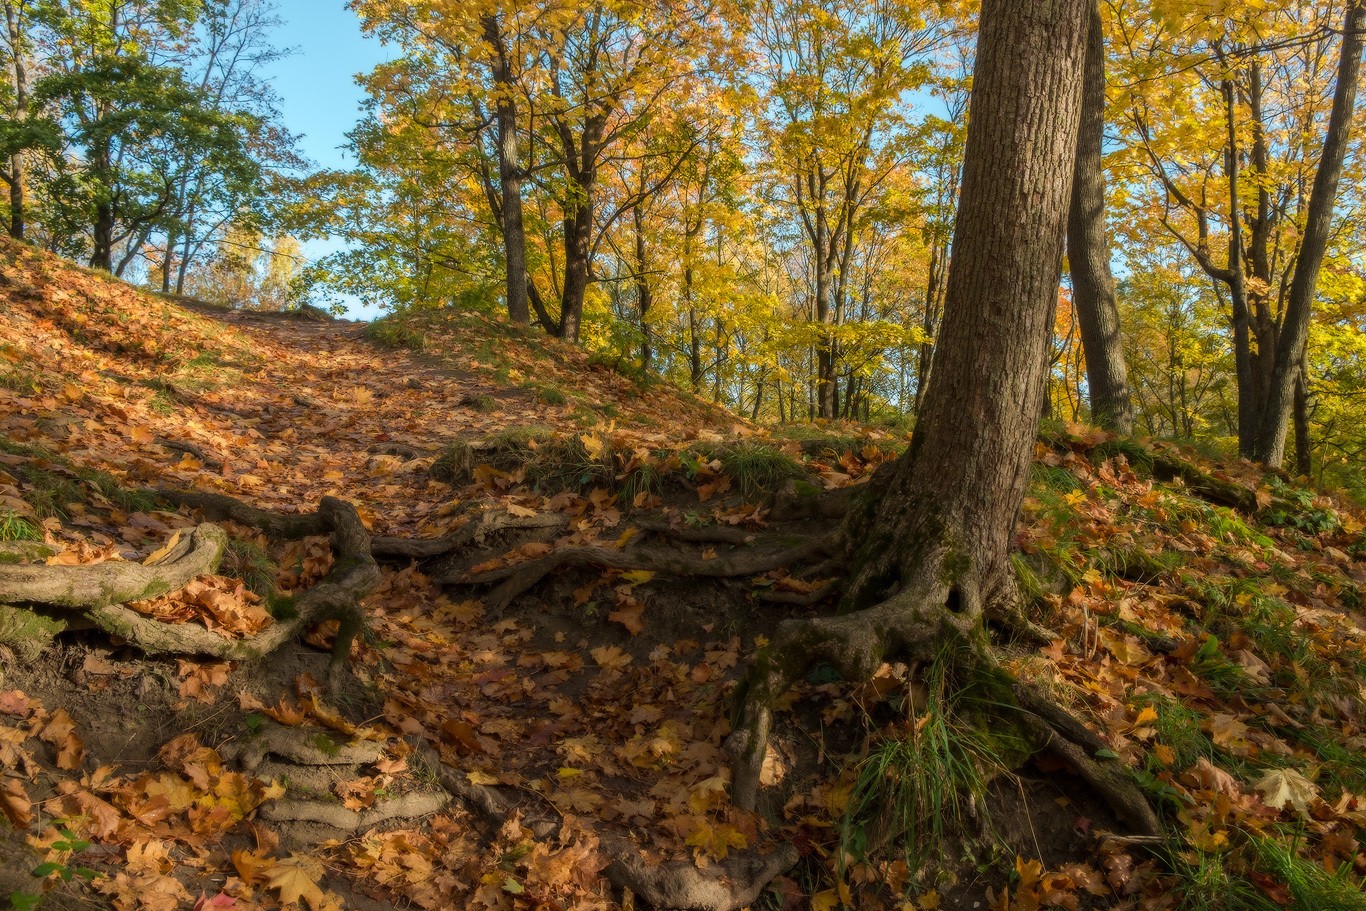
0 511 42 542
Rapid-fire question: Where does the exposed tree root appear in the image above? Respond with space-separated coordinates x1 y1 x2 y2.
726 553 1162 840
158 437 224 471
153 488 330 538
2 490 378 688
453 536 836 613
768 484 854 521
635 520 764 546
600 836 800 911
753 581 840 606
0 523 228 608
371 510 567 560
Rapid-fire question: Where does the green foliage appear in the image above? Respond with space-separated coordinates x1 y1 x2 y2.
1260 479 1341 535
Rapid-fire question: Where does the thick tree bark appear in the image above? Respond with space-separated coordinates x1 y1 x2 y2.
842 0 1087 612
731 0 1091 811
1067 1 1133 434
1255 0 1366 466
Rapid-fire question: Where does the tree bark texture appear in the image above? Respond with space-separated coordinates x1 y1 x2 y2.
483 14 531 327
1255 0 1366 466
1067 0 1133 435
842 0 1089 613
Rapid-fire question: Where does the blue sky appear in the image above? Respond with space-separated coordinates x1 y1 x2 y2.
265 0 387 174
262 1 391 316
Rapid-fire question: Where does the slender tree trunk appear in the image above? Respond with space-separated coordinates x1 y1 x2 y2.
1255 0 1366 466
4 0 26 241
1067 0 1133 434
1222 80 1258 455
483 14 530 326
161 227 177 293
632 205 653 371
1293 357 1312 477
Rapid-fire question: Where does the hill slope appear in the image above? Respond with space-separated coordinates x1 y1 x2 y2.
1 239 1366 911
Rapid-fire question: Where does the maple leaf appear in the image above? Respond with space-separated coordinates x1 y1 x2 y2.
192 893 237 911
268 854 328 908
685 819 749 862
608 602 645 635
38 708 86 770
591 645 633 669
1254 768 1319 815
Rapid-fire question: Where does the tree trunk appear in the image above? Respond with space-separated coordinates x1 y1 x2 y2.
92 202 115 272
1293 356 1312 477
4 0 25 241
1067 1 1133 434
1255 0 1366 466
1222 79 1258 457
732 0 1090 809
483 14 530 326
558 193 593 343
632 204 653 371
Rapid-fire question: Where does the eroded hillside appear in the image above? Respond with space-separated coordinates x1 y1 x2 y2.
2 240 1366 911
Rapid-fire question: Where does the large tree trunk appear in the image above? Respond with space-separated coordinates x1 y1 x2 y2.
1067 0 1133 434
1255 0 1366 466
731 0 1091 811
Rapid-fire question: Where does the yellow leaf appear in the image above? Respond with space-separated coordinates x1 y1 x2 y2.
267 854 327 908
142 530 183 566
811 889 841 911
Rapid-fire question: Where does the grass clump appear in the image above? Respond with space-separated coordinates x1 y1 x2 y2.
1252 838 1366 911
366 318 425 351
1168 848 1278 911
222 537 276 598
714 442 805 500
839 648 1010 885
0 510 42 542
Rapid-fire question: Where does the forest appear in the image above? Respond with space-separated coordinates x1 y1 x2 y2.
4 0 1366 492
3 1 1366 911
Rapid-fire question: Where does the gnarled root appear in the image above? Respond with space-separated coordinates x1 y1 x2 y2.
4 491 378 687
727 562 1161 838
728 566 981 810
453 535 836 613
0 523 228 608
601 835 800 911
153 493 379 687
